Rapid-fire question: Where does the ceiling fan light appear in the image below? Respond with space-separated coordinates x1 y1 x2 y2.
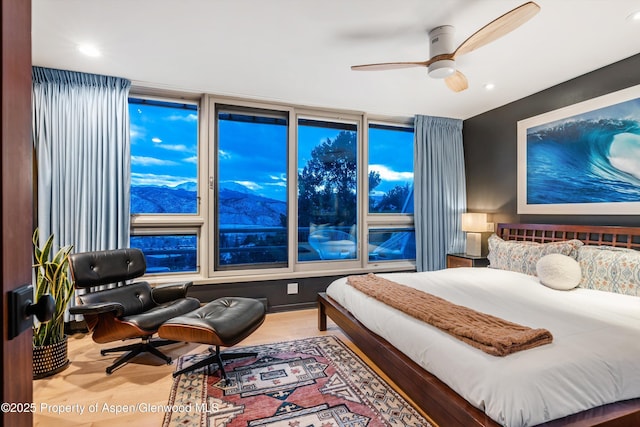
428 59 456 78
627 10 640 21
78 43 101 57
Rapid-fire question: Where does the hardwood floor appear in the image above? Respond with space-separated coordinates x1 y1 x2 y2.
33 308 432 426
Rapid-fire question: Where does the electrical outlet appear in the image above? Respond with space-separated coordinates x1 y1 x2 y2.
287 282 299 295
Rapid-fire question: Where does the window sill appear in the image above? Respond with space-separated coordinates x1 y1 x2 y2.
147 261 416 286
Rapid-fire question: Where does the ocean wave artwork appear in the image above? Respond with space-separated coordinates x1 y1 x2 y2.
526 97 640 205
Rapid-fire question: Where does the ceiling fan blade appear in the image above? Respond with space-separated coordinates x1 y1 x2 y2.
351 53 456 71
452 1 540 59
445 70 468 92
351 61 430 71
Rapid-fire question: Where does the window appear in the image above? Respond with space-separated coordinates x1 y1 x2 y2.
129 96 200 274
129 93 415 280
368 228 416 262
368 123 414 214
367 122 416 262
130 233 198 273
215 107 289 270
129 98 198 214
297 119 358 262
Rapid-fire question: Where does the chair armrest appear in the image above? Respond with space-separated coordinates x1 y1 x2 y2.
69 301 125 317
151 281 194 304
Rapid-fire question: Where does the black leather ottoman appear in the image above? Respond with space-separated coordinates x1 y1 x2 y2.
158 297 266 379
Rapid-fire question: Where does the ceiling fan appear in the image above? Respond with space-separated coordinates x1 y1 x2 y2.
351 1 540 92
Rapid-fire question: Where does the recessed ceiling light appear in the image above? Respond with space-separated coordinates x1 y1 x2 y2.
627 10 640 21
78 44 101 57
484 83 495 91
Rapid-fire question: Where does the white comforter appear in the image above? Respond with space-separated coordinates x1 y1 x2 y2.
326 267 640 427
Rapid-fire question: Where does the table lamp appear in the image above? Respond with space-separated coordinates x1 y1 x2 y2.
461 213 494 257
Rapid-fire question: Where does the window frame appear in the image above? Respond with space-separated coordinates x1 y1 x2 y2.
129 95 201 216
365 117 416 267
207 97 296 279
130 227 201 275
212 102 291 273
294 110 363 273
367 121 415 216
129 90 416 283
128 92 207 281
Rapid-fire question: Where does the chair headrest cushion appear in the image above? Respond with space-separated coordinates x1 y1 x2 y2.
69 248 146 288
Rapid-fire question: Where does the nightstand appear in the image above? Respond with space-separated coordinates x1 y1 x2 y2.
446 253 489 268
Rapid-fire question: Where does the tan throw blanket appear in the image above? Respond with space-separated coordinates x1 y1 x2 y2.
346 273 553 357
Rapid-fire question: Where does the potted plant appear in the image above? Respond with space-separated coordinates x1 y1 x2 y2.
32 229 74 379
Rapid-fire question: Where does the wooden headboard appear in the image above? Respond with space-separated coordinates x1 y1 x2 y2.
496 223 640 250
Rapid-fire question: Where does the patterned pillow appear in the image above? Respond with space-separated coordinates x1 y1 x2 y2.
487 234 583 276
577 246 640 296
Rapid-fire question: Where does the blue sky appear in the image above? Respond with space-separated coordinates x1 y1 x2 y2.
130 101 198 188
130 101 414 202
219 118 288 200
368 126 414 197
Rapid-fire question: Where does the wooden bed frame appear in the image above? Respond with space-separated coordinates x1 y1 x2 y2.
318 223 640 427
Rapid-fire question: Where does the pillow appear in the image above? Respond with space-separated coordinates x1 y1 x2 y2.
536 254 582 290
577 246 640 296
487 234 583 276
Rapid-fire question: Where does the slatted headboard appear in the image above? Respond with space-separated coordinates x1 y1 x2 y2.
496 223 640 250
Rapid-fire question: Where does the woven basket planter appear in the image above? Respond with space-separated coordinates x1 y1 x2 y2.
33 336 69 379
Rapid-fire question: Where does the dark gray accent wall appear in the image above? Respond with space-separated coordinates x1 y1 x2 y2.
186 275 347 312
463 53 640 226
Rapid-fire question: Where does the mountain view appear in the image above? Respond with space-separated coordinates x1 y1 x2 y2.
131 183 287 224
131 184 197 214
131 182 288 268
218 187 286 227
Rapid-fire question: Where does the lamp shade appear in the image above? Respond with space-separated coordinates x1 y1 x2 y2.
461 213 493 232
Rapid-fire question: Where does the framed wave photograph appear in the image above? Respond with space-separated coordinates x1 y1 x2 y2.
517 84 640 214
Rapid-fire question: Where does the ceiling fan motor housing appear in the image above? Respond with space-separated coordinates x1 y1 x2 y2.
428 25 456 78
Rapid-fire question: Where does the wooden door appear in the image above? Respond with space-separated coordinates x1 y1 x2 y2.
1 0 33 426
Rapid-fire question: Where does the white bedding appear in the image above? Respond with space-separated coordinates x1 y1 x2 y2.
326 267 640 427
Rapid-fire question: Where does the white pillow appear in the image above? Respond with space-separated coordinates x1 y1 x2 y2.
536 254 582 290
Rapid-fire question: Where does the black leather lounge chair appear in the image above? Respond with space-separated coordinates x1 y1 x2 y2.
68 248 200 374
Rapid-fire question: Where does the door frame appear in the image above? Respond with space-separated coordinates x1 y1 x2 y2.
1 0 33 425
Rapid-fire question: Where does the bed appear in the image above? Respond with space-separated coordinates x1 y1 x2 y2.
317 223 640 427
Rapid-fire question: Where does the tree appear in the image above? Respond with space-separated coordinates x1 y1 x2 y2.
374 184 412 213
298 131 359 228
368 170 381 211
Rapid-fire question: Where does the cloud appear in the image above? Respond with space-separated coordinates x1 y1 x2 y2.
131 156 179 166
129 124 145 143
268 173 287 181
219 149 232 160
265 182 287 188
262 174 287 188
131 172 195 187
369 164 413 181
183 156 198 164
235 180 263 191
157 143 192 152
168 113 198 122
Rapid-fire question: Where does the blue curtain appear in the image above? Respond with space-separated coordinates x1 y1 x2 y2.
414 115 466 271
32 67 131 316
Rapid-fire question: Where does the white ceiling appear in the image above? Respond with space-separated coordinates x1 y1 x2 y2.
32 0 640 120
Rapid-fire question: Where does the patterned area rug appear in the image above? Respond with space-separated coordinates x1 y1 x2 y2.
163 335 432 426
